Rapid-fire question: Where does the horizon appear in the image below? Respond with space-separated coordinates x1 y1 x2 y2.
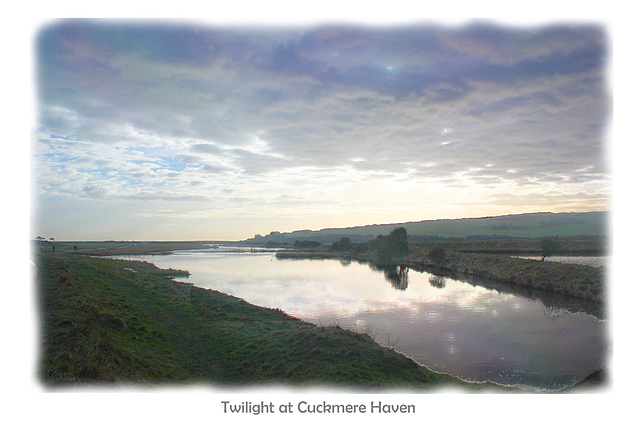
32 20 611 241
34 209 608 242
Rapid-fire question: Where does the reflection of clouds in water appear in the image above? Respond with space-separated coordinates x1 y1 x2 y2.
444 332 459 355
131 252 607 390
444 332 456 343
190 255 517 319
424 311 441 321
134 253 519 320
423 275 513 314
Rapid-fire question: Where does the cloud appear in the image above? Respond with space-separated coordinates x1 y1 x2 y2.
33 20 611 239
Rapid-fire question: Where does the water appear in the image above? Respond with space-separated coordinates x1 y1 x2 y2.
118 247 609 391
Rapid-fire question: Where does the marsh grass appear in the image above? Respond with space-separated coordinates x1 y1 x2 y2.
406 244 605 303
42 240 213 256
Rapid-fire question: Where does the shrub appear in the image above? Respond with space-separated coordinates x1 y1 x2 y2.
293 240 322 249
540 238 561 260
331 237 353 251
428 246 447 263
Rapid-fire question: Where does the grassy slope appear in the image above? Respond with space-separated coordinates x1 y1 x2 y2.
250 211 608 243
36 249 475 389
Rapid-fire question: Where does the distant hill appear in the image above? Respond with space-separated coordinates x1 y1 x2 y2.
245 211 608 245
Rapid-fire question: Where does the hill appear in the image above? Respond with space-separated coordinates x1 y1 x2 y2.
245 211 608 245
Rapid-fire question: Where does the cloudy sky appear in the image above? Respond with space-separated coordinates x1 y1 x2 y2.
32 19 611 241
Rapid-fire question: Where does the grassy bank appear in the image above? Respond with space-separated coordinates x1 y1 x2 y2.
276 240 606 304
35 247 481 389
37 240 213 257
407 236 607 256
404 243 605 303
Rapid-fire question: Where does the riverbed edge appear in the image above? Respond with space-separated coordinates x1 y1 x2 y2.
276 245 606 304
35 248 510 391
33 241 606 392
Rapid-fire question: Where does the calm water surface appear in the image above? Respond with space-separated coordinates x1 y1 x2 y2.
121 247 609 391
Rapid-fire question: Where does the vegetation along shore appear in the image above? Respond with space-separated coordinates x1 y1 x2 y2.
276 230 607 305
34 223 607 390
35 242 497 390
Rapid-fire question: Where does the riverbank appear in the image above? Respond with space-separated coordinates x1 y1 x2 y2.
276 241 606 304
404 244 605 303
35 247 491 390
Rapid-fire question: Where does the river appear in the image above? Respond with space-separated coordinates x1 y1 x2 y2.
118 246 609 391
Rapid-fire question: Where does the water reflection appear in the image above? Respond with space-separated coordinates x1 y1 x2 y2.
118 250 608 391
429 275 447 289
371 264 446 291
370 265 409 290
460 272 604 320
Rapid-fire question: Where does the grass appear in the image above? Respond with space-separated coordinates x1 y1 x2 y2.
35 245 482 389
405 242 606 303
248 211 608 244
40 240 213 256
409 235 607 256
277 237 607 304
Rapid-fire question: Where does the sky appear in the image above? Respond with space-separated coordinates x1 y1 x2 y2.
32 19 611 241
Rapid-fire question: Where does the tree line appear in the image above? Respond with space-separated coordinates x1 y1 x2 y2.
330 227 409 263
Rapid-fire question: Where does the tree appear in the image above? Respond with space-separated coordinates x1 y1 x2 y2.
540 238 560 261
388 227 409 256
331 237 352 251
373 227 408 263
293 240 321 249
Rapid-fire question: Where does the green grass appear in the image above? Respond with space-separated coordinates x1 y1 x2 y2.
278 237 607 304
407 236 607 256
37 240 213 256
35 247 480 389
248 211 608 244
405 243 606 303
